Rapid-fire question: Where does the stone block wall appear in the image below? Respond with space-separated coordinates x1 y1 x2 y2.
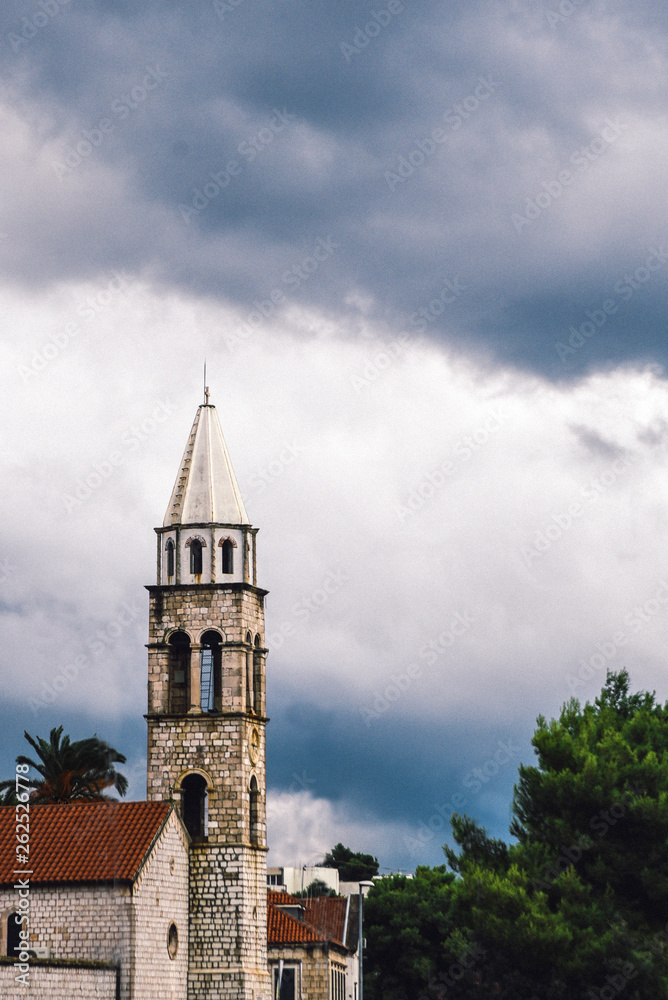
188 842 270 1000
131 809 190 1000
0 959 118 999
0 883 132 997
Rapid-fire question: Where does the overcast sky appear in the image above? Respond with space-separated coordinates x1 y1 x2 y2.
1 0 668 873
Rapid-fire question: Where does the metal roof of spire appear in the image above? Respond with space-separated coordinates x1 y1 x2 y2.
163 395 249 526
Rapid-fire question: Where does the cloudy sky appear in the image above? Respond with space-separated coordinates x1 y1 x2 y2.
1 0 668 873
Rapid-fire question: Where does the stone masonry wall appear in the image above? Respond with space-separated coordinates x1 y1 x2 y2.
0 960 118 999
146 581 270 1000
0 883 132 998
131 809 190 1000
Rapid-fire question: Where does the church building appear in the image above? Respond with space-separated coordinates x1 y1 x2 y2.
0 396 272 999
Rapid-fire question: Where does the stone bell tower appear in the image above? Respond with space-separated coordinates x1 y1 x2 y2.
145 392 270 1000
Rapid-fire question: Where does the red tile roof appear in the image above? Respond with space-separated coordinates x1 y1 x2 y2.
0 801 173 886
267 891 302 906
303 896 347 946
267 899 321 944
267 893 349 948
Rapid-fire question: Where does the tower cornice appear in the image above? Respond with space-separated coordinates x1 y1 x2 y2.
145 582 269 598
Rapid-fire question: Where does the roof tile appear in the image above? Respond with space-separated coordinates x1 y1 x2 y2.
0 801 172 886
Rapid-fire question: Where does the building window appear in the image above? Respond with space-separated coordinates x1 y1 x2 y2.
6 913 21 958
168 632 190 714
166 539 175 578
253 634 262 713
249 775 260 845
245 632 253 712
181 773 208 840
167 923 178 960
222 538 234 574
200 630 222 712
331 966 345 1000
190 539 203 575
273 966 296 1000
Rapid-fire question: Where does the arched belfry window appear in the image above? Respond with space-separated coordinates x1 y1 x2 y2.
181 773 208 840
189 539 203 576
168 632 190 714
253 634 263 713
166 539 175 579
219 536 236 575
200 630 222 713
249 775 259 845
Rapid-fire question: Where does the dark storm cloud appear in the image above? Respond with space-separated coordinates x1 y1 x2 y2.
265 698 532 857
1 0 667 375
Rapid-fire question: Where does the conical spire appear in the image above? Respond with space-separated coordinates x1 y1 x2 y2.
163 402 249 526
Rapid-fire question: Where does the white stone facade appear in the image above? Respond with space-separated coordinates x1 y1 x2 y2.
0 809 189 1000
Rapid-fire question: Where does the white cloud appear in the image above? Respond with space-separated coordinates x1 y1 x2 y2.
266 789 415 872
1 282 668 738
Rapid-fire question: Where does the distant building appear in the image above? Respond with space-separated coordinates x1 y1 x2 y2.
268 892 360 1000
268 866 340 896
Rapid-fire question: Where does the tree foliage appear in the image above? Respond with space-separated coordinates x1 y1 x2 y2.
365 672 668 999
0 726 128 803
293 878 339 898
323 842 379 881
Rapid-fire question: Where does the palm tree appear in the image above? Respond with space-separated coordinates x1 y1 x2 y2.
0 726 128 803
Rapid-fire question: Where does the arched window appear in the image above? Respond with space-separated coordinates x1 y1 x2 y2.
166 539 175 579
222 539 234 574
249 775 259 845
168 632 190 714
190 539 203 575
253 634 263 713
245 632 253 712
200 630 222 713
7 913 21 958
181 773 208 840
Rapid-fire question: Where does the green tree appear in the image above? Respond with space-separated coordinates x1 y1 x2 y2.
322 842 379 881
0 726 128 803
365 671 668 999
293 878 338 898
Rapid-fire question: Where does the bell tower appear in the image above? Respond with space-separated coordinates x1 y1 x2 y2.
146 394 270 1000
